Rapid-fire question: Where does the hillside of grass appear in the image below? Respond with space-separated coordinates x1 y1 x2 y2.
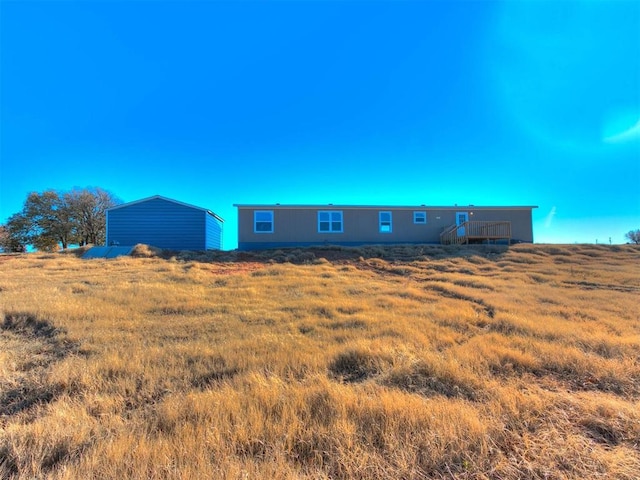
1 244 639 479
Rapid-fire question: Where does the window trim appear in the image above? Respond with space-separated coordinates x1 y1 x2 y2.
379 211 392 233
254 210 274 234
317 210 343 233
413 211 427 224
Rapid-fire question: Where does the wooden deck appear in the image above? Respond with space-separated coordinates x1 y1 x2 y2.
440 221 511 245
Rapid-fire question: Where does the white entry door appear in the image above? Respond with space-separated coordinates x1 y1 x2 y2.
456 212 469 236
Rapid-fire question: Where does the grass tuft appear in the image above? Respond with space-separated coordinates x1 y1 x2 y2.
328 348 391 382
129 243 164 258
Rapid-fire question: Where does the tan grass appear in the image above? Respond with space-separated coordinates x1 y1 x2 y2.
0 244 639 478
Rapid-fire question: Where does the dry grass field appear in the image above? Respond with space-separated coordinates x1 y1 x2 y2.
1 244 639 479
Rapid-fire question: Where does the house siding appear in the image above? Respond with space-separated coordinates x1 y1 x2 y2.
107 197 221 250
235 206 535 250
205 213 223 250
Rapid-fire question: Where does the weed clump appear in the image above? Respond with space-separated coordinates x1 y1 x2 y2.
384 358 483 401
130 243 164 258
2 312 60 338
329 348 391 382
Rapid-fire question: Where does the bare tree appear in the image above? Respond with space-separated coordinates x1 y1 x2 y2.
625 229 640 244
66 188 120 245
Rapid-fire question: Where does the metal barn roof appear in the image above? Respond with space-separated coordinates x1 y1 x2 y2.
109 195 224 222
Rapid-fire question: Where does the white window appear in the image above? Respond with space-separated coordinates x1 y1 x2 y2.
379 211 392 233
254 210 273 233
318 211 343 233
413 211 427 224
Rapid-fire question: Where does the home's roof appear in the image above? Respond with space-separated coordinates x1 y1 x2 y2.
233 204 538 210
108 195 225 222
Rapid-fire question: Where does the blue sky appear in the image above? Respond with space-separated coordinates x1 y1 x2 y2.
1 0 638 250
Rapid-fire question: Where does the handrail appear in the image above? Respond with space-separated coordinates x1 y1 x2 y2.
440 221 511 245
441 223 458 236
440 223 464 245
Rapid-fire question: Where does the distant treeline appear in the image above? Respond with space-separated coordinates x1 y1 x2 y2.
0 188 121 252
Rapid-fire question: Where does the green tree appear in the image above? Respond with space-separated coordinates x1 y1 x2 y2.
625 229 640 244
23 190 75 249
0 214 29 252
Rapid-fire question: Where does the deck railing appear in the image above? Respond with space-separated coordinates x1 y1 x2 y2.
440 221 511 245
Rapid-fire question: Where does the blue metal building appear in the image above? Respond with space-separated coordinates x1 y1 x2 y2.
106 196 223 250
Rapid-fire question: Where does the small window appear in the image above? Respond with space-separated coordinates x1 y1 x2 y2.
379 211 392 233
318 211 343 233
413 211 427 224
254 210 273 233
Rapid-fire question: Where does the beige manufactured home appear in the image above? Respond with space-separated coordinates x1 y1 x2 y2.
234 204 537 250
